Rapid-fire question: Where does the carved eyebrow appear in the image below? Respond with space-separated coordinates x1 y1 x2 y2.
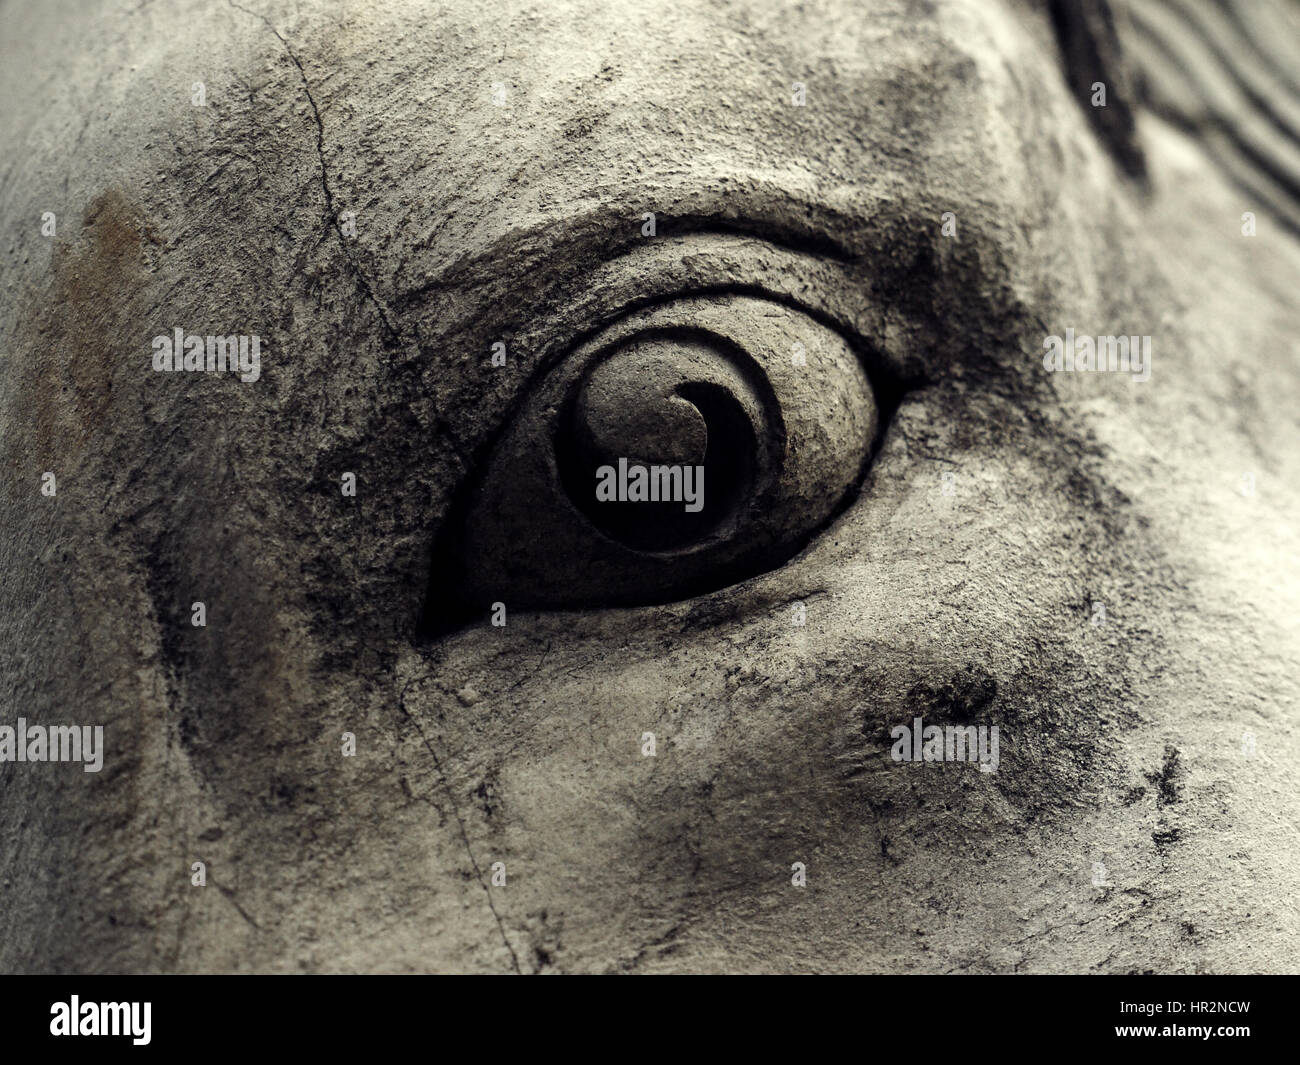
391 196 863 313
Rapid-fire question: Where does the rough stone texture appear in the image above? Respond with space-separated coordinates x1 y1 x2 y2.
0 0 1297 973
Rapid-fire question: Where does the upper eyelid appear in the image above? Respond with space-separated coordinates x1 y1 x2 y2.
487 231 897 389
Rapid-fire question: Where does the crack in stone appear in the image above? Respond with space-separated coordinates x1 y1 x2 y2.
398 693 523 974
226 0 405 348
211 879 263 931
226 2 475 482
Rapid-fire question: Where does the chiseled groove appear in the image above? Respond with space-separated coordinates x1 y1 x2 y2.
1126 0 1300 233
1199 127 1300 238
1163 0 1300 144
1127 73 1300 239
1223 0 1300 98
1132 33 1300 238
1130 0 1296 157
1129 8 1300 201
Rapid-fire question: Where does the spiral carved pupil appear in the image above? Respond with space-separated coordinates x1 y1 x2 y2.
557 333 770 552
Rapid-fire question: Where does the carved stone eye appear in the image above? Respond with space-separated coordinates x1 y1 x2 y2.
444 294 880 612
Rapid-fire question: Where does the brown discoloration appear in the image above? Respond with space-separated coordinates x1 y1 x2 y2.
11 190 152 476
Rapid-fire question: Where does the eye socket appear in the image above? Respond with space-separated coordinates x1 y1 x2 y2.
435 294 884 617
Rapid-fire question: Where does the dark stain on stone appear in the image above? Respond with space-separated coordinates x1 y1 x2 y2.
1144 744 1181 807
1152 825 1182 854
906 663 999 722
473 772 499 819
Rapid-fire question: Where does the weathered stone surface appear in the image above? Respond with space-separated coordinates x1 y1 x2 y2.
0 0 1297 973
